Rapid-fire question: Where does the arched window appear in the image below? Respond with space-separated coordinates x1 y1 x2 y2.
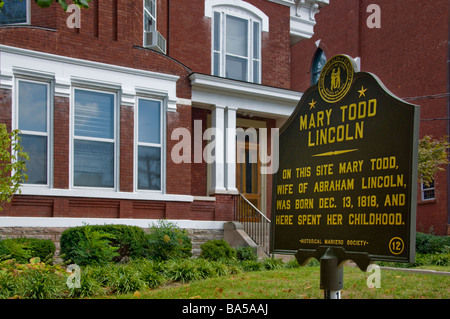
206 0 269 84
311 48 326 85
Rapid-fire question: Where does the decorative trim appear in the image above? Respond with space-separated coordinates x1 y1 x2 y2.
19 186 194 202
189 73 301 117
0 45 179 112
0 217 226 229
204 0 269 32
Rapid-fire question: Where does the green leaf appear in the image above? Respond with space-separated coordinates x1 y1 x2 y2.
74 0 91 9
35 0 54 8
56 0 68 11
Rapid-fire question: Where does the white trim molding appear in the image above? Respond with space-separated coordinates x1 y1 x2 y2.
290 0 329 45
189 73 302 118
0 45 179 111
205 0 269 32
0 217 226 230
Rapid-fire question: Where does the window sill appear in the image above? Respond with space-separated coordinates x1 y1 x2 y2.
18 186 194 203
418 199 436 205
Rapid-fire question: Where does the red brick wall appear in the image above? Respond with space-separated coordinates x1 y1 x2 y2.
290 0 450 235
120 104 134 192
53 96 70 189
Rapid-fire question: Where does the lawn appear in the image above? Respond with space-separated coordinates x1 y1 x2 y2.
112 265 450 300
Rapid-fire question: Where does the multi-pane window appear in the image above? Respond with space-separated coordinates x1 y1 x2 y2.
144 0 157 32
0 0 29 25
213 11 261 83
137 98 162 191
422 181 435 201
17 80 50 185
311 48 326 85
73 89 116 188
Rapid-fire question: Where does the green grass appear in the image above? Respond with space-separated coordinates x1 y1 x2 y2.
109 266 450 299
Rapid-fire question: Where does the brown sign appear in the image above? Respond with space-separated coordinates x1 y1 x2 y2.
271 55 419 263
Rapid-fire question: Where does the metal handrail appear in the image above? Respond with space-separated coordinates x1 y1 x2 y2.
234 194 271 256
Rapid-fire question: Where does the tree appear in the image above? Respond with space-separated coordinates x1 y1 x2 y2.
418 135 449 187
0 124 29 211
0 0 91 11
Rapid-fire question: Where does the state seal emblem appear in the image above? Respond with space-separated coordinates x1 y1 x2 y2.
318 55 356 103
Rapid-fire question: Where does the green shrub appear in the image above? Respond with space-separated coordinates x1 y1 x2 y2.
200 239 236 261
90 224 148 261
60 224 149 265
67 266 104 298
163 258 226 283
132 259 166 289
12 261 68 299
108 264 146 294
60 225 119 266
235 246 257 261
146 220 192 261
416 232 450 254
0 271 17 298
262 257 284 270
164 259 203 282
0 237 55 264
17 268 66 299
240 260 264 272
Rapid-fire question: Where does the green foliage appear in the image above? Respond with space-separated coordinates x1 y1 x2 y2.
235 246 258 261
418 135 450 186
0 124 29 211
0 259 68 299
60 224 149 265
262 257 284 270
60 225 119 266
199 239 236 261
34 0 91 10
130 259 166 289
240 259 264 272
146 220 192 261
108 264 146 294
415 232 450 254
89 224 148 261
67 266 103 298
0 237 55 264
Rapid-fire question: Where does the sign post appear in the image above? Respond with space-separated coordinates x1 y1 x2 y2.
271 55 419 298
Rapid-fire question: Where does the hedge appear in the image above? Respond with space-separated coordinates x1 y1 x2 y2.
60 224 149 265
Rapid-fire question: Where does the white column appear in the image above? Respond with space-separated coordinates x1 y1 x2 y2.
210 105 226 194
225 106 238 194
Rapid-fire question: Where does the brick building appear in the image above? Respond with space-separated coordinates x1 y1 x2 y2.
0 1 329 240
290 0 450 235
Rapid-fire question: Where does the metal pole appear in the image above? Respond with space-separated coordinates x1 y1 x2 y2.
320 248 344 299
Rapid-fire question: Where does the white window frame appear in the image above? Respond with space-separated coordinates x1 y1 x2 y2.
134 95 166 193
421 181 435 201
70 87 119 191
212 7 262 84
143 0 157 32
14 77 53 188
0 0 31 25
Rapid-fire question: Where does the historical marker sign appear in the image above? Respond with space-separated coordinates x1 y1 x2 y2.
271 55 419 264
